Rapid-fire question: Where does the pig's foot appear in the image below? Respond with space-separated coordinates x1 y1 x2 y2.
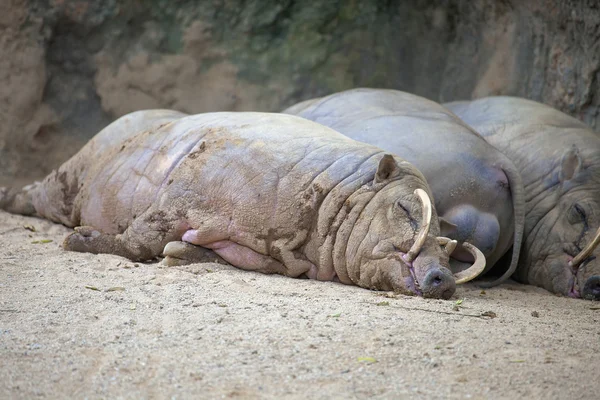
277 249 319 278
64 226 164 261
0 183 38 215
64 207 184 261
270 235 319 278
303 263 338 281
63 226 153 259
161 241 226 266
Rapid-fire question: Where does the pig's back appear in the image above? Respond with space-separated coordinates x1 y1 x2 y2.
77 112 391 234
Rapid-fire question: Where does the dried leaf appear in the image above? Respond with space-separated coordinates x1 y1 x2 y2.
106 287 125 292
510 360 525 363
84 285 100 291
129 304 137 310
376 301 390 306
23 225 36 232
357 356 377 363
481 311 497 318
31 239 53 244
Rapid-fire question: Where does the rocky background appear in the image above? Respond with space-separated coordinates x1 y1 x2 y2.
2 0 599 185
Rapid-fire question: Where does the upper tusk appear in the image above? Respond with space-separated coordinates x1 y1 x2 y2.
437 236 458 256
404 188 432 263
569 227 600 268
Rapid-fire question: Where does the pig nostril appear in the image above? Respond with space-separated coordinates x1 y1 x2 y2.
583 276 600 301
422 267 456 299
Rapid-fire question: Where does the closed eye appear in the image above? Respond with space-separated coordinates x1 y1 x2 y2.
568 202 588 225
574 204 587 220
396 200 410 215
395 200 417 230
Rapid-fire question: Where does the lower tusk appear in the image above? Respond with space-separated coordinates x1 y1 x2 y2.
569 227 600 268
451 241 486 284
437 236 458 256
404 188 432 262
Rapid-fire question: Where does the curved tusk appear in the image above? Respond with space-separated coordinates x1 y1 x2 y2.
569 227 600 268
437 237 486 284
404 188 432 262
437 236 458 256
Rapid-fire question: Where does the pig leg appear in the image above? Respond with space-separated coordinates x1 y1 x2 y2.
180 228 316 277
0 184 38 215
204 240 288 275
180 228 288 275
63 207 187 261
161 241 225 266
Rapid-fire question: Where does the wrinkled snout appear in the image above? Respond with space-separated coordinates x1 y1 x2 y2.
421 266 456 299
582 275 600 301
411 249 456 299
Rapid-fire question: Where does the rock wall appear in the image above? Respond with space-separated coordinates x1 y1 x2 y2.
1 0 599 184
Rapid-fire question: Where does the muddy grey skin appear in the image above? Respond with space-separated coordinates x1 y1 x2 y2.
0 111 486 299
447 96 600 300
283 88 524 288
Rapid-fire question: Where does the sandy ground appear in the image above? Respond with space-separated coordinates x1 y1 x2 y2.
1 210 599 399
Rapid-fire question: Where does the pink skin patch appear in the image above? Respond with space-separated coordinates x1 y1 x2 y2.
400 252 422 296
305 264 319 280
568 283 580 298
566 255 581 298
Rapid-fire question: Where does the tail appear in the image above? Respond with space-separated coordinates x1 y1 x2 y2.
480 164 525 288
0 183 38 215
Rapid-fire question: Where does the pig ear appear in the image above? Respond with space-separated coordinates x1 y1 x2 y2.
559 146 582 183
375 154 401 183
439 217 458 237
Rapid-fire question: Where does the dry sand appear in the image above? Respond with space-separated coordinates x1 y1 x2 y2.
1 210 599 399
